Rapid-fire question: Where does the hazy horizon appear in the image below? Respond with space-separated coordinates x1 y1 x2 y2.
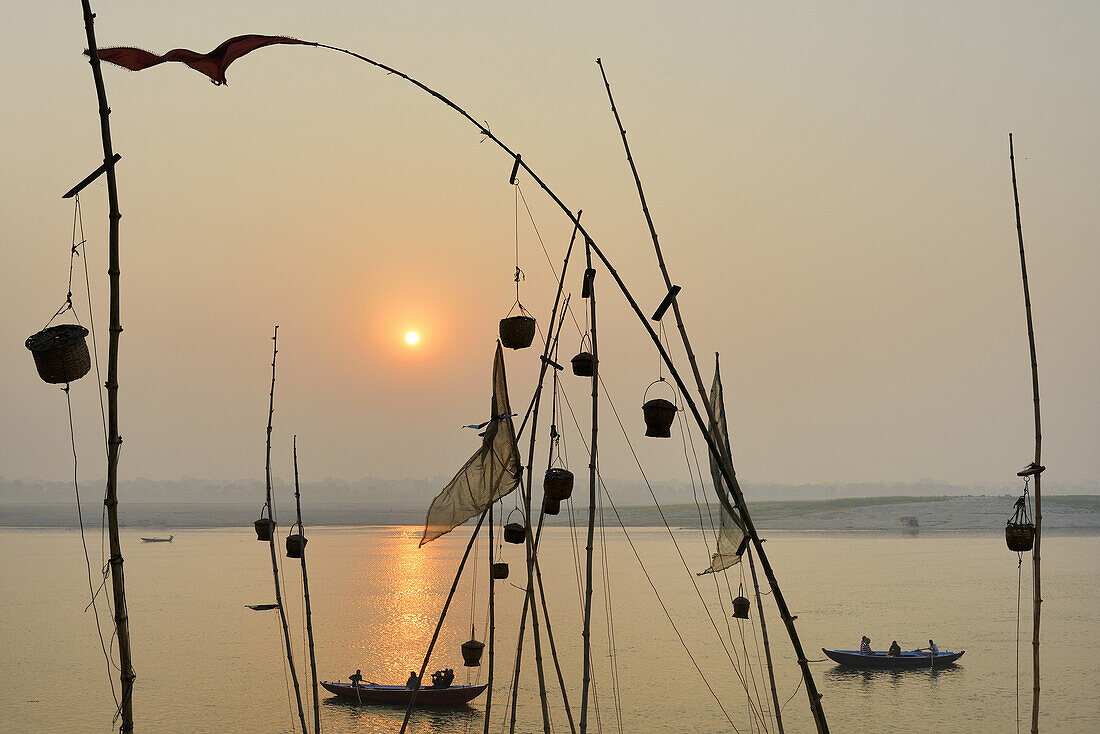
4 2 1097 492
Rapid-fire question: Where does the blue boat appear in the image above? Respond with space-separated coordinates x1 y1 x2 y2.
822 648 964 669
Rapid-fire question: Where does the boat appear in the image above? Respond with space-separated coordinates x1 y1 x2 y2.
320 681 487 706
140 535 173 543
822 648 964 669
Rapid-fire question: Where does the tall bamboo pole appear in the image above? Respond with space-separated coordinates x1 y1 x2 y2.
748 548 784 733
264 328 309 734
400 510 488 734
484 503 496 734
292 438 320 734
78 3 135 728
579 239 600 734
1009 133 1044 734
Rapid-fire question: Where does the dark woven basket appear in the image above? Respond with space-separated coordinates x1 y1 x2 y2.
461 639 485 667
571 351 595 377
492 562 509 580
26 324 91 384
732 595 751 619
1005 523 1035 552
542 496 561 516
499 316 536 349
642 398 677 438
286 533 308 559
544 467 575 501
503 522 526 544
254 517 275 542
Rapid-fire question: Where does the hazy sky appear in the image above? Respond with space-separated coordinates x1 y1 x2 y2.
2 1 1097 489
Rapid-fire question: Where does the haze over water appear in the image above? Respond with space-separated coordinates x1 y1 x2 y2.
3 525 1097 732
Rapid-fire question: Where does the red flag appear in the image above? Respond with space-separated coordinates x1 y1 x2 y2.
91 34 315 85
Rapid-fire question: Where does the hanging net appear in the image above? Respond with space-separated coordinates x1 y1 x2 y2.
700 358 749 574
421 343 522 545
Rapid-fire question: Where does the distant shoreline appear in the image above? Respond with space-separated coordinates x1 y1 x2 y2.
2 494 1098 534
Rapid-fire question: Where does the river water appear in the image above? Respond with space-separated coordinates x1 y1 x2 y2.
2 525 1097 732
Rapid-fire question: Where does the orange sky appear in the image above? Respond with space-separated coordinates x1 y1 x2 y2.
2 1 1097 488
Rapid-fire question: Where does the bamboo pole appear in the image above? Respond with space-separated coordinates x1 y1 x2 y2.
263 328 309 734
748 548 784 733
400 510 488 734
1009 133 1044 734
579 239 600 734
292 438 320 734
484 503 496 734
77 3 135 728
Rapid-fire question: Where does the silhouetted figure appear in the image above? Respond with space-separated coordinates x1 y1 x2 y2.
441 668 455 687
859 636 873 655
888 641 901 657
349 669 363 687
430 670 445 688
922 639 939 656
406 671 419 689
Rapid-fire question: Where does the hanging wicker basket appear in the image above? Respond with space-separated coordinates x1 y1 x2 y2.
499 315 536 350
1005 523 1035 552
26 324 91 384
542 496 561 516
461 638 485 667
544 467 575 501
642 398 677 438
254 505 275 541
571 351 595 377
503 522 526 544
732 595 751 619
286 533 308 559
492 562 510 580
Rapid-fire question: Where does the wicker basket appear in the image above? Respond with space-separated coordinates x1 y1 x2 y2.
542 496 561 516
499 316 536 349
1005 523 1035 552
571 351 595 377
492 562 509 580
26 324 91 384
642 398 677 438
286 533 308 559
732 595 751 619
461 639 485 667
544 467 574 501
503 522 526 544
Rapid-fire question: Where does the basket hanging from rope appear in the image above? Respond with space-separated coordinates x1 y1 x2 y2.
571 334 595 376
492 562 509 579
1005 492 1035 553
641 378 677 438
26 324 91 384
544 467 574 501
285 522 307 558
542 496 561 516
499 310 536 350
732 583 751 619
254 505 275 541
461 638 485 667
503 508 526 544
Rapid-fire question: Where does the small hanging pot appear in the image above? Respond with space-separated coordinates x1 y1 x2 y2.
571 352 595 377
492 562 510 580
542 496 561 516
642 379 678 438
732 595 751 620
544 467 575 501
26 324 92 384
461 638 485 667
1005 523 1035 552
503 508 526 544
253 505 275 541
499 315 536 350
286 523 307 559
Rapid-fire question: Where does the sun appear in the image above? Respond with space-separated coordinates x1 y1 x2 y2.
405 331 420 345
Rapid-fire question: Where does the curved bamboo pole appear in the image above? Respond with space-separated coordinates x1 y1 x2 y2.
579 239 600 734
1009 133 1044 734
292 438 321 734
264 328 309 734
77 3 135 729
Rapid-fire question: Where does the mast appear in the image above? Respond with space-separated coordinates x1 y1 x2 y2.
747 548 784 733
77 2 135 728
264 328 309 734
1009 133 1044 734
579 239 600 734
484 503 496 734
292 438 321 734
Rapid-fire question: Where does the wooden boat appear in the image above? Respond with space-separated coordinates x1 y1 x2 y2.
320 681 487 706
822 648 964 669
140 535 173 543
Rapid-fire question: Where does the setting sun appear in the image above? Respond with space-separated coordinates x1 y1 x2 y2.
405 331 420 345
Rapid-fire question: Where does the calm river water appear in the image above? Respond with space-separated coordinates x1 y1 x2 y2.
2 525 1097 732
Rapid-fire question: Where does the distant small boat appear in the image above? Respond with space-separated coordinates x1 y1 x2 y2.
246 604 280 611
140 534 173 543
320 681 487 706
823 648 964 669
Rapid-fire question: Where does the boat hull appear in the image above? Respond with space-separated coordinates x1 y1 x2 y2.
822 648 964 669
320 681 487 706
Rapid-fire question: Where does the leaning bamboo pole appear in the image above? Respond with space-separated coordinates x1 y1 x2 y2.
1009 133 1044 734
400 510 488 734
292 438 321 734
264 328 309 734
579 239 600 734
484 503 497 734
77 3 135 729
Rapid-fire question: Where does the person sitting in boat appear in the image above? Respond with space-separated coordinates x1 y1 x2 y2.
429 670 445 688
441 668 455 688
406 671 419 689
859 636 873 655
349 669 363 687
921 639 939 655
888 640 901 657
